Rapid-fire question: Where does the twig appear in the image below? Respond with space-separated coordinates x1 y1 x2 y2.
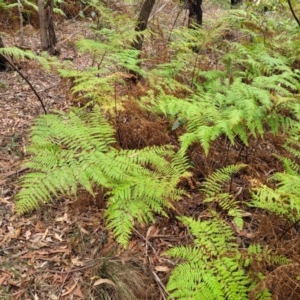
133 229 173 299
167 7 183 42
57 269 71 299
151 270 172 300
278 218 300 241
287 0 300 27
3 55 47 114
34 257 125 275
37 83 58 93
56 33 77 46
149 0 172 21
133 228 157 254
2 167 29 178
11 250 28 258
0 245 26 253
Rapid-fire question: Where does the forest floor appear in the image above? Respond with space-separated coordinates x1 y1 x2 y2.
1 2 300 300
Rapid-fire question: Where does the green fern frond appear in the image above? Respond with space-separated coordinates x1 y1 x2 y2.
154 58 300 155
166 217 250 300
201 164 246 197
283 138 300 160
274 155 300 175
58 6 145 107
251 138 300 222
247 243 291 266
201 164 246 230
0 47 50 69
16 107 190 247
250 182 300 222
255 289 273 300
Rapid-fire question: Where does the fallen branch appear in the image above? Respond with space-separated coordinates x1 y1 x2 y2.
3 55 47 114
287 0 300 27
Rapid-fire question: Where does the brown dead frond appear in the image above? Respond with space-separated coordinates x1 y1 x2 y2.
117 100 174 149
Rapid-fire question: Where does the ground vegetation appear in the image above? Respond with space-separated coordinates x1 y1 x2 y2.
1 0 300 299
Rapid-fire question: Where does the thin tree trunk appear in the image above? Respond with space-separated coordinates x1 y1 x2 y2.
17 0 24 44
0 35 7 71
231 0 243 5
187 0 202 27
38 0 57 53
132 0 156 51
38 0 48 50
45 0 57 51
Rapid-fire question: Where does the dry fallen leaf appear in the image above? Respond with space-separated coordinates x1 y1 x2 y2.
41 228 49 241
93 278 116 287
24 230 31 240
71 256 84 266
35 220 44 232
79 226 89 235
73 285 83 298
54 233 63 242
61 282 77 297
155 265 170 273
0 275 7 286
55 213 69 223
146 225 159 239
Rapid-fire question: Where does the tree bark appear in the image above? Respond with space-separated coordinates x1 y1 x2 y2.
231 0 243 7
38 0 48 50
38 0 57 54
0 35 7 71
187 0 202 27
45 0 57 50
132 0 156 51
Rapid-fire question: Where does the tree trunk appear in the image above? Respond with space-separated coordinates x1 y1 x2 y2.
187 0 202 27
0 35 7 71
132 0 156 51
45 0 57 50
38 0 57 54
231 0 243 7
38 0 48 50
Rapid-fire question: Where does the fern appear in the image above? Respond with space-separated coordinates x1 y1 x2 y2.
166 215 289 299
166 217 288 300
200 164 246 229
16 106 190 246
0 0 18 9
0 47 51 69
245 243 291 267
58 3 145 108
155 74 297 155
59 39 141 107
166 217 251 300
153 45 300 155
146 9 300 156
250 139 300 221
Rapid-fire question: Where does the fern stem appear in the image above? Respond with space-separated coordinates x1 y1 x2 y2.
234 143 245 165
190 53 199 87
223 137 231 166
278 219 300 241
167 6 183 42
97 51 107 70
114 78 122 146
